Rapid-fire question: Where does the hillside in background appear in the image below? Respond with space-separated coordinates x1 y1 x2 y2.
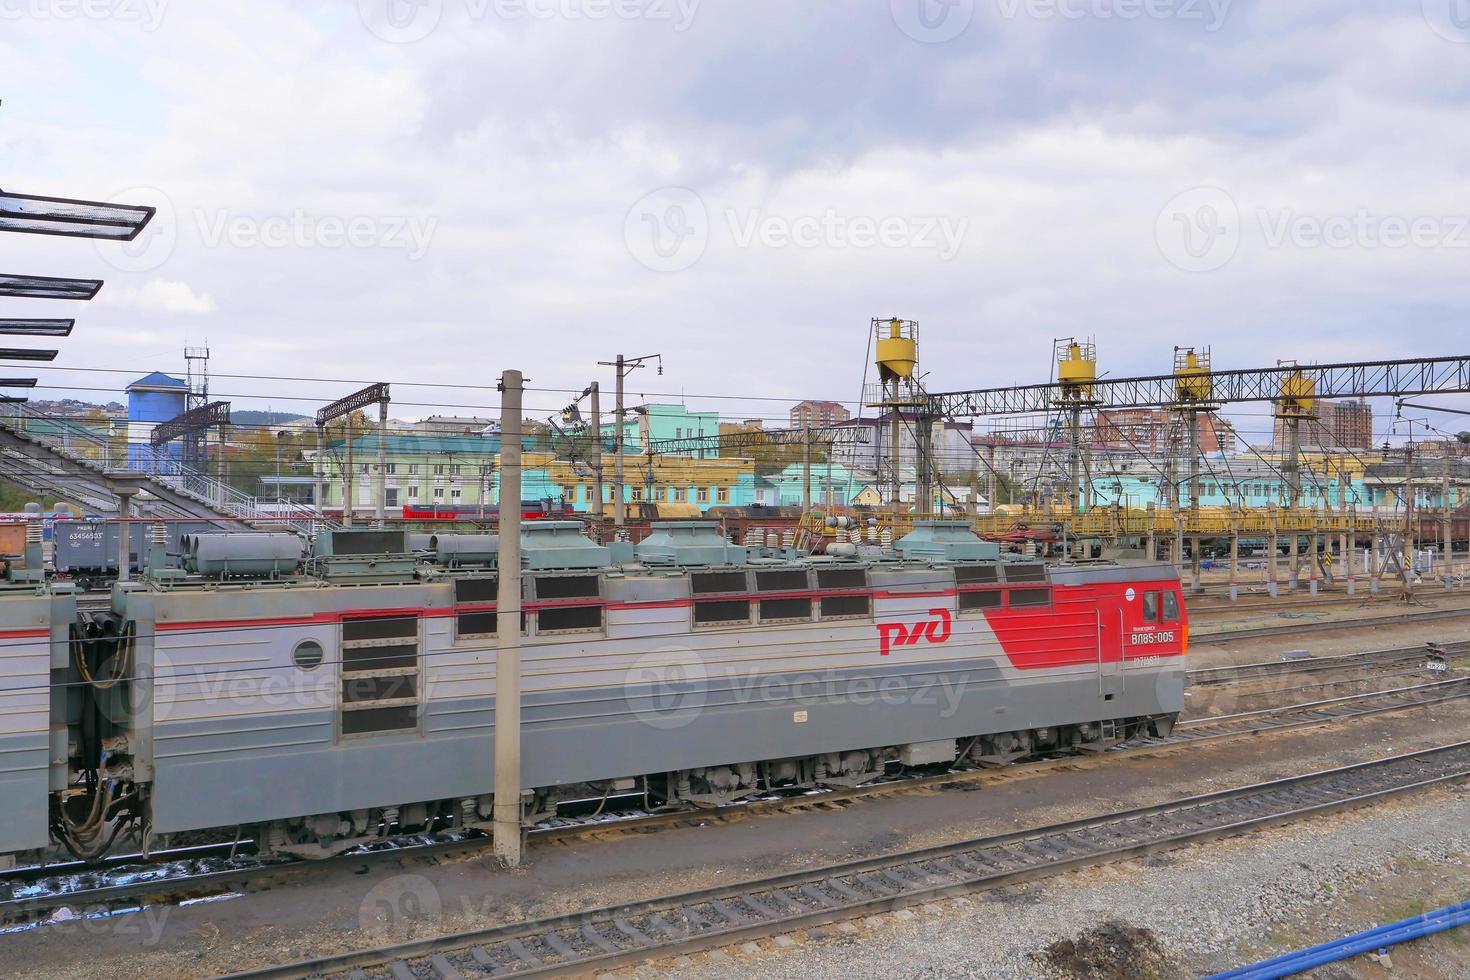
231 410 309 426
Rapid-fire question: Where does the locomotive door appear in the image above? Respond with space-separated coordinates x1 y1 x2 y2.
1096 608 1123 699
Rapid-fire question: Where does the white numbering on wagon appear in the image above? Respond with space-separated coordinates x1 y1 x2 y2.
1130 631 1176 645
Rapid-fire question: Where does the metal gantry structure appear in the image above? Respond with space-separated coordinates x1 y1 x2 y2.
922 347 1470 597
315 382 391 526
928 354 1470 418
150 400 232 495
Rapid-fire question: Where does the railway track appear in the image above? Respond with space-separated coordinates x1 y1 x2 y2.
1190 604 1470 643
1185 641 1459 687
1187 591 1470 616
217 741 1470 979
5 674 1468 927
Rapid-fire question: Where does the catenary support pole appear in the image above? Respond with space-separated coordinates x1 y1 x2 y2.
376 399 388 523
314 424 325 522
613 356 625 535
343 414 354 528
802 419 812 516
589 382 604 532
494 369 524 868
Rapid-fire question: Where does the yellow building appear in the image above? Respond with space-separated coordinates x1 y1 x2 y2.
526 452 758 511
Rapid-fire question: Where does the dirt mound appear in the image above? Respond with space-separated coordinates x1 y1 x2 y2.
1039 920 1173 979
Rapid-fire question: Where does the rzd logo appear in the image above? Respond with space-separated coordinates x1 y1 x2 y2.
878 608 952 657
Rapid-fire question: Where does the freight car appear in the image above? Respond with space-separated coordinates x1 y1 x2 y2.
0 519 1186 864
51 519 219 591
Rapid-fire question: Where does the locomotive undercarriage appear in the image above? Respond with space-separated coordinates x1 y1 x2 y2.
244 711 1178 859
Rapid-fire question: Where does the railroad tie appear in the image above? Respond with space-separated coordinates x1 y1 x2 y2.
580 923 622 955
709 899 749 924
675 905 717 932
875 870 914 893
505 938 544 968
430 954 465 980
389 962 418 980
612 916 654 946
928 856 976 877
468 946 498 972
821 876 868 901
851 871 897 896
800 883 842 908
762 889 806 915
907 862 955 886
540 931 579 961
642 913 686 940
735 893 782 920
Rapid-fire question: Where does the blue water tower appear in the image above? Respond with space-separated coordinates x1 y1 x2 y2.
126 372 188 473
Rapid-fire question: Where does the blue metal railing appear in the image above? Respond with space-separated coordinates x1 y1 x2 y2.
1207 899 1470 979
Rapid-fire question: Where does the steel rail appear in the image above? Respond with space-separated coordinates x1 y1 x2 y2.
1185 643 1451 686
1191 605 1470 643
215 741 1470 979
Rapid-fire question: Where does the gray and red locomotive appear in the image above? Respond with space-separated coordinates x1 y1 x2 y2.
0 519 1185 862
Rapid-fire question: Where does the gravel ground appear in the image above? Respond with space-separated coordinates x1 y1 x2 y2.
635 785 1470 980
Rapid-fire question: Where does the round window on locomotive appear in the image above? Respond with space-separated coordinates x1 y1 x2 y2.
293 639 325 671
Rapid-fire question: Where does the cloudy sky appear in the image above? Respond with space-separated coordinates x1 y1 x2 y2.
4 1 1470 442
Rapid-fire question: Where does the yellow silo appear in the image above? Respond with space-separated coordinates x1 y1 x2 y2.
1277 368 1316 416
876 317 917 382
1174 348 1213 403
1056 340 1097 402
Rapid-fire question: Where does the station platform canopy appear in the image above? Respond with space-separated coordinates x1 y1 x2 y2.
0 189 155 240
0 274 102 300
0 319 73 336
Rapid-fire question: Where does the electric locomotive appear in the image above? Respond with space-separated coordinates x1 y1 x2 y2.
0 519 1185 863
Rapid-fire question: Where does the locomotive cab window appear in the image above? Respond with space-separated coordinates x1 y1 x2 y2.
1162 592 1180 621
1143 591 1159 622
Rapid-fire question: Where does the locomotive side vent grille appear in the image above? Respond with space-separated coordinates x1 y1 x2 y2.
534 575 604 635
694 598 751 626
758 596 812 623
453 576 527 639
1002 563 1047 583
454 576 497 603
455 610 527 638
535 575 601 599
692 571 748 595
538 604 604 633
755 569 809 592
954 564 1000 584
1008 587 1053 608
820 593 870 619
339 614 421 737
816 568 868 590
958 590 1003 612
